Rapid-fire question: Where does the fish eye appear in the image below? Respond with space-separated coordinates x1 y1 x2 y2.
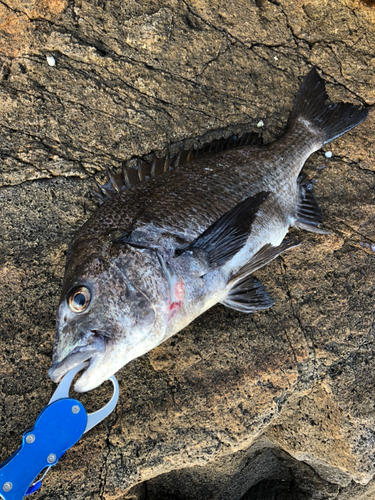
68 286 91 313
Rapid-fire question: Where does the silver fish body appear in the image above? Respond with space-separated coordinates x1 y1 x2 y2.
49 69 368 392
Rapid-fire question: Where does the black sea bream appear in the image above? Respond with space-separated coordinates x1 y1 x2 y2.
49 69 368 392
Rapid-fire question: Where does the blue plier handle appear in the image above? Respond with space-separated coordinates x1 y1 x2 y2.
0 363 119 500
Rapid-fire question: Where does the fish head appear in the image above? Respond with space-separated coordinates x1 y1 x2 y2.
49 241 171 392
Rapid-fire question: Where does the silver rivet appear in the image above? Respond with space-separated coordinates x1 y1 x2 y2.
72 405 80 414
26 434 35 444
47 453 57 464
3 482 13 492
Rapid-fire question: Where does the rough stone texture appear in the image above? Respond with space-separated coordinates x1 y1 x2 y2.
0 0 374 499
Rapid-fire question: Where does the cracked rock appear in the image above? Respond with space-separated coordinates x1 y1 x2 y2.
0 0 374 499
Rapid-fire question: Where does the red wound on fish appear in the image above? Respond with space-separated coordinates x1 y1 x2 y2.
174 281 185 302
168 281 185 321
169 301 181 315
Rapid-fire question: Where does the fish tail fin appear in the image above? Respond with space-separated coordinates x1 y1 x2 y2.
288 69 368 147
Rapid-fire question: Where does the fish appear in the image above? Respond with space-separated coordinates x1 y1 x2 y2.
48 69 368 392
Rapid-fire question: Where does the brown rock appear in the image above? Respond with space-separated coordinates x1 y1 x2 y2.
0 0 374 499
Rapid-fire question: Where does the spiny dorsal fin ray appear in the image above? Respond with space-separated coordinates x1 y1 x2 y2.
221 276 274 313
176 192 270 271
105 165 120 193
230 239 299 284
93 132 262 204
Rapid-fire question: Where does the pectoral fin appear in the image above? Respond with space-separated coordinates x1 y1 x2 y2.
221 276 274 313
176 191 269 270
222 239 298 313
230 239 299 284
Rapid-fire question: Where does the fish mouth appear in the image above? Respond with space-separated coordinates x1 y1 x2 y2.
49 336 106 392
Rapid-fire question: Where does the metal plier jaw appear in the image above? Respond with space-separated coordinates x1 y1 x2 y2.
0 363 119 500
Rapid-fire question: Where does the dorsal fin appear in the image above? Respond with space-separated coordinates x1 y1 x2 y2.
93 132 262 204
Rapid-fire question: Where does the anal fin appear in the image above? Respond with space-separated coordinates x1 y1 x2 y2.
294 180 330 235
221 276 274 313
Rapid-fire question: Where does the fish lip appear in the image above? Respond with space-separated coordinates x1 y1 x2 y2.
49 337 106 384
72 349 108 392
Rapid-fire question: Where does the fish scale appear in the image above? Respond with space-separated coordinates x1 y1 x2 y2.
49 69 368 393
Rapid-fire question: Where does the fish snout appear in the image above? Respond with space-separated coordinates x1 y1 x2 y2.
48 333 106 384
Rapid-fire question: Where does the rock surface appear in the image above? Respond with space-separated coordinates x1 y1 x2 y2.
0 0 374 499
